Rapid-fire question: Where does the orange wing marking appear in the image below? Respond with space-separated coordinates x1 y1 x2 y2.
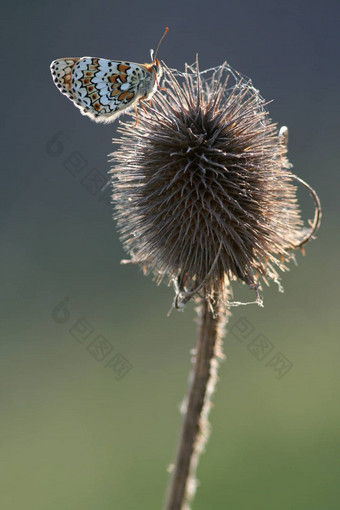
118 63 130 73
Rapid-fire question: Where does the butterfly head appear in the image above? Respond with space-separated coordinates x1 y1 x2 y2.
144 58 162 79
152 58 161 73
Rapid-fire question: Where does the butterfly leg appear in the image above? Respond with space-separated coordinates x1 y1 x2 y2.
155 74 167 92
134 104 139 127
134 100 150 126
139 99 149 115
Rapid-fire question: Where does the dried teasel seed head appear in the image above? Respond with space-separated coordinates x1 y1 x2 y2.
110 59 321 311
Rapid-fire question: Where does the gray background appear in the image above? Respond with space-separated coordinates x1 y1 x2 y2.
2 1 340 509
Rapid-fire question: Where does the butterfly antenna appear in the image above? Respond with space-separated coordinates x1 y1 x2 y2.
152 27 169 61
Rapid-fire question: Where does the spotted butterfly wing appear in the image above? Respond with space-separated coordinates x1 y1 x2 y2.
50 57 159 123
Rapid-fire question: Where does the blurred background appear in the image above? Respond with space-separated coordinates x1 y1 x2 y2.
1 1 339 508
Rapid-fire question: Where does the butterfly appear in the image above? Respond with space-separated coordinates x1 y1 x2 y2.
50 28 168 123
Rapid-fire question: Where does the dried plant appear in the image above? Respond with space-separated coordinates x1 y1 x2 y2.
110 58 321 510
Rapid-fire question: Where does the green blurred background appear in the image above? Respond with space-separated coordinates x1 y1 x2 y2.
1 1 339 508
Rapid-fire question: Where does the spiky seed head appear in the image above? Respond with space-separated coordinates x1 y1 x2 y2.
110 60 318 311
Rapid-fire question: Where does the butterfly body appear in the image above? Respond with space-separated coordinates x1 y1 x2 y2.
50 56 161 123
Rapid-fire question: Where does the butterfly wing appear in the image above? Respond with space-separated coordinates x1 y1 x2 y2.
50 57 153 123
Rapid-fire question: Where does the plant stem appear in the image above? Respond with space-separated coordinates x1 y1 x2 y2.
164 297 228 510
